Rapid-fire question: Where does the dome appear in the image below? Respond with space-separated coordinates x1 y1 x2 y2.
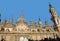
17 14 26 25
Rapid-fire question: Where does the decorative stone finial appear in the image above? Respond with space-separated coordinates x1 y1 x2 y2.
20 14 24 20
49 3 52 8
30 19 34 25
9 18 13 24
38 18 42 25
3 18 6 24
30 19 37 26
38 18 42 28
45 21 50 27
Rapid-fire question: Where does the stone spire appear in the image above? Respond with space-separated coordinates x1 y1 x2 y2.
49 3 52 8
30 19 37 27
38 18 42 28
49 3 60 32
38 18 42 25
44 21 51 31
20 14 24 20
45 21 50 27
9 18 13 24
49 3 57 17
3 18 6 25
30 19 34 25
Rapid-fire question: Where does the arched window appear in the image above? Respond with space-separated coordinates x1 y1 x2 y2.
6 29 10 32
24 38 28 41
46 30 50 32
20 37 24 41
20 37 28 41
32 29 35 32
1 28 4 31
37 29 40 32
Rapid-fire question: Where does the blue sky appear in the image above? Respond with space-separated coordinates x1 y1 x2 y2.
0 0 60 26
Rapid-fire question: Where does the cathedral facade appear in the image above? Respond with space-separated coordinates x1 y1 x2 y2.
0 4 60 41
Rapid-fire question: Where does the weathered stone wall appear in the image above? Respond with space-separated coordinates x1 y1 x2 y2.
0 32 59 41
